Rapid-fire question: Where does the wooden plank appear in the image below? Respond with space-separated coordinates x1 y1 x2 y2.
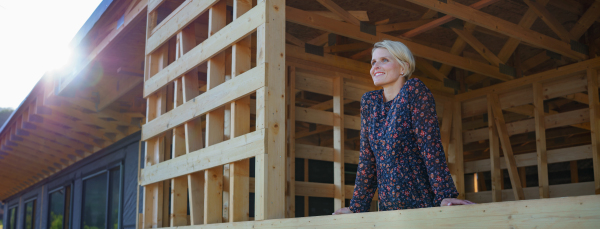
449 100 465 199
377 19 434 33
333 77 345 210
295 71 334 96
402 0 501 38
254 0 286 220
466 182 596 203
316 0 361 26
569 0 600 39
295 107 361 130
146 0 219 54
587 68 600 195
487 95 502 202
405 0 586 60
141 130 265 186
147 0 168 13
142 65 266 141
490 94 525 200
310 11 369 22
285 7 514 82
523 0 572 42
286 66 296 218
147 195 600 228
415 57 447 81
452 28 503 67
229 0 252 222
533 83 549 198
144 2 266 97
204 1 227 224
455 58 600 102
440 101 452 159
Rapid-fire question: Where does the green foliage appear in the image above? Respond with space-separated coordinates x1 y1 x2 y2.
0 107 14 127
49 212 63 229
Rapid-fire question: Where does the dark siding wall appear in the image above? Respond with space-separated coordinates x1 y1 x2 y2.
2 132 140 229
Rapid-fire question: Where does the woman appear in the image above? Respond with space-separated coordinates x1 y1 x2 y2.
333 40 473 215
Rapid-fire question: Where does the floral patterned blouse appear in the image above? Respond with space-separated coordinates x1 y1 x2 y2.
348 78 458 212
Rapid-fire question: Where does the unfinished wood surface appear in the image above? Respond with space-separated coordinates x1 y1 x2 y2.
452 27 502 67
449 100 465 199
490 94 525 200
405 0 586 60
333 76 345 210
588 68 600 194
229 0 252 222
254 0 286 220
533 82 549 198
285 7 513 82
522 0 572 42
316 0 360 26
487 95 502 202
440 101 452 160
286 66 296 218
466 182 596 203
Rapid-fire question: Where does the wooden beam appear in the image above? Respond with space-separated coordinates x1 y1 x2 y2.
310 11 369 22
588 68 600 194
449 100 465 199
286 7 514 81
286 66 296 218
402 0 501 38
316 0 360 26
376 19 434 33
452 28 503 67
523 0 572 42
405 0 587 60
333 76 345 210
533 83 549 198
466 182 596 203
415 57 447 81
490 94 525 200
487 95 502 202
569 0 600 40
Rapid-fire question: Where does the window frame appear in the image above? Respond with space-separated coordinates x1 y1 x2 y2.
23 197 37 229
47 183 73 229
80 162 123 229
7 204 18 229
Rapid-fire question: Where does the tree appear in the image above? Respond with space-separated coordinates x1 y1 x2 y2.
0 107 15 127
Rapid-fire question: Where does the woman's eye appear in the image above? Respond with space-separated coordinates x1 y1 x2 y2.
382 59 388 62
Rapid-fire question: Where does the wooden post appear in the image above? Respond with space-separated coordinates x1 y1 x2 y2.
490 93 525 200
143 43 168 228
487 94 502 202
229 0 252 222
440 101 453 161
333 76 345 210
286 66 296 218
450 100 465 199
204 0 227 224
254 0 286 220
533 82 549 198
587 68 600 194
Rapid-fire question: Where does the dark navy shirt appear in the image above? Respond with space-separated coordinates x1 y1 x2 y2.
349 78 458 212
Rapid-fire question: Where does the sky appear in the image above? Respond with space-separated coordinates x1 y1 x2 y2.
0 0 102 109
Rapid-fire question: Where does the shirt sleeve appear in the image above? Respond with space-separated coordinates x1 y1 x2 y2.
348 93 378 213
408 79 459 206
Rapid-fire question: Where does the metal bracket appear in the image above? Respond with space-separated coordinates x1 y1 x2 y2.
545 50 562 60
570 40 589 55
305 43 324 56
499 63 516 77
328 33 337 47
360 21 376 36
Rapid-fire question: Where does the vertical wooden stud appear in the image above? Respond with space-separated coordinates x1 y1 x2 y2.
255 0 286 220
440 101 453 161
204 0 227 224
333 76 345 209
587 68 600 194
487 94 502 202
449 100 465 199
533 82 549 198
286 66 296 218
229 0 253 222
490 93 525 200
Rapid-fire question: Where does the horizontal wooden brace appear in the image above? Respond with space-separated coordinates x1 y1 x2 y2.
467 182 595 203
465 144 590 173
140 129 265 185
463 108 590 143
150 195 600 228
146 0 219 54
142 64 265 141
144 2 266 97
295 144 360 164
295 107 360 130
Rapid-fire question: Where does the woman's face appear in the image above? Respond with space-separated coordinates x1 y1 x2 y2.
370 48 405 87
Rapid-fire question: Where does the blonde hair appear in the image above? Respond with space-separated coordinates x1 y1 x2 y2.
372 40 415 78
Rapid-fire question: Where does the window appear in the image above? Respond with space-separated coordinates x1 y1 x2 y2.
82 166 121 229
48 185 72 229
24 199 36 229
7 205 18 229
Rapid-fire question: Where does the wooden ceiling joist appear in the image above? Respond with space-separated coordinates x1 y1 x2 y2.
286 6 514 81
405 0 587 61
523 0 573 43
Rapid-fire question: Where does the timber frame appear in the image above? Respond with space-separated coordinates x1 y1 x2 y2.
2 0 600 227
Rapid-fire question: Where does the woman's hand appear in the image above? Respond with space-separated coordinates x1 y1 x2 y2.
441 198 476 206
332 207 353 215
